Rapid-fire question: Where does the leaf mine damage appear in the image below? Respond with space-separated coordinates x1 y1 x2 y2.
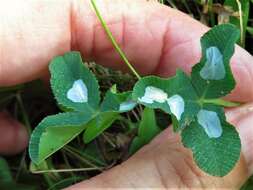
138 86 168 104
197 109 223 138
166 95 185 121
119 100 137 112
67 79 88 103
200 46 226 80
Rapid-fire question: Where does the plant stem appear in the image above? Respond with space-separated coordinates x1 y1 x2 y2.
159 0 164 4
16 93 32 135
31 167 100 174
236 0 244 46
64 146 105 170
90 0 141 79
101 133 116 148
207 0 215 27
201 98 240 107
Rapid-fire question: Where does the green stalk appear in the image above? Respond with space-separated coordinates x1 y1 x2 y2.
159 0 164 4
90 0 141 79
16 93 32 135
208 0 215 27
236 0 244 46
31 167 100 174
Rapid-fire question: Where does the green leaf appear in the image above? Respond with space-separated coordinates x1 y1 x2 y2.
49 51 100 112
28 24 241 177
224 0 250 47
129 108 161 154
241 175 253 190
191 24 240 98
132 24 241 176
29 111 94 164
0 183 37 190
82 142 107 166
0 157 13 183
132 70 200 128
181 105 241 176
83 112 119 143
101 86 136 112
247 26 253 35
0 157 36 190
0 84 24 93
48 176 83 190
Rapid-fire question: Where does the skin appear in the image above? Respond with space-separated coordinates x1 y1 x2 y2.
0 0 253 188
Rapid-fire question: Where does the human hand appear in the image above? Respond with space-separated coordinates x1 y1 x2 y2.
1 0 253 188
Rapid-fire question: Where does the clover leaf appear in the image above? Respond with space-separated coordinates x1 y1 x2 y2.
29 53 137 164
132 70 200 130
181 105 241 176
29 24 242 177
100 85 137 113
29 52 101 164
49 51 100 112
84 86 137 143
132 24 241 176
191 24 240 98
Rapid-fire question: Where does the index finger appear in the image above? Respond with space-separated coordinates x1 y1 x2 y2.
0 0 252 102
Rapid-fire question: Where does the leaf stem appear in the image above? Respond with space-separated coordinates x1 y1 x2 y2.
201 98 240 107
16 93 32 135
236 0 244 46
90 0 141 80
31 167 100 174
64 146 105 170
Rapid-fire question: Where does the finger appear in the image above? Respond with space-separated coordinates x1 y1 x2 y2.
67 104 253 189
0 111 28 155
0 0 253 102
226 102 253 174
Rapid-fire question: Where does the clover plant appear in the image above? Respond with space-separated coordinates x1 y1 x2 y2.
29 0 242 177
